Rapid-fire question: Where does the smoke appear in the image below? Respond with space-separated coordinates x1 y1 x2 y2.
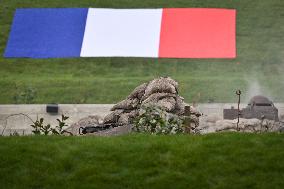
243 78 273 103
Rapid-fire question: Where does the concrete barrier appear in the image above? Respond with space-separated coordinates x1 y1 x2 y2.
1 103 284 135
0 104 112 135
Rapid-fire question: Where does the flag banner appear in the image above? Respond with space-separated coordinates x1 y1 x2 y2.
80 8 163 57
159 8 236 58
4 8 88 58
4 8 236 59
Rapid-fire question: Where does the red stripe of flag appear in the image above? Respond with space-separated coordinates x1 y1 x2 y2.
159 8 236 58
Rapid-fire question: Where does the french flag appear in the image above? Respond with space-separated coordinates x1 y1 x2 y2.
5 8 236 58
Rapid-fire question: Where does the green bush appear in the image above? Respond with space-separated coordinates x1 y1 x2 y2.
30 115 71 135
134 105 184 134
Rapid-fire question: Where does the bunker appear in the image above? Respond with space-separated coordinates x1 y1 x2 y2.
223 95 279 121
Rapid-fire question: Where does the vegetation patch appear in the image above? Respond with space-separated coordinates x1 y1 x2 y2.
0 133 284 188
0 0 284 103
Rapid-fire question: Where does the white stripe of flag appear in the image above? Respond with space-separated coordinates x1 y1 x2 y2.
80 8 163 57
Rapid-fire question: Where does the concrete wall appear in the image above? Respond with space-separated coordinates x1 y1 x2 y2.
0 104 112 135
1 103 284 135
198 103 284 116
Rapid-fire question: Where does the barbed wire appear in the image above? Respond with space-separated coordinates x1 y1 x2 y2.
0 113 34 136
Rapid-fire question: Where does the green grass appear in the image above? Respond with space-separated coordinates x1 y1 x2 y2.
0 133 284 188
1 0 284 103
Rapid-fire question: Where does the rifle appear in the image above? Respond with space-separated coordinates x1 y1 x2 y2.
79 123 123 135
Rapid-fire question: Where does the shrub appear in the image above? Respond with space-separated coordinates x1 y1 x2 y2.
30 115 71 135
30 118 48 135
51 115 70 135
134 105 184 134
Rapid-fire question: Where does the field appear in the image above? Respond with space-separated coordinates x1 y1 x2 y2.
0 133 284 188
0 0 284 104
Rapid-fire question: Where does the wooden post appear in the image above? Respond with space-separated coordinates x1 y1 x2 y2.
184 106 191 133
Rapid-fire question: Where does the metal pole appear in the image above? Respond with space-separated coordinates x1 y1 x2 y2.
236 90 241 131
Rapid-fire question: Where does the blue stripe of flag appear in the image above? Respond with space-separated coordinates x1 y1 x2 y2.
4 8 88 58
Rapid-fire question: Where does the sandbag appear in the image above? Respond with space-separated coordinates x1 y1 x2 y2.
143 77 177 100
174 95 186 115
127 83 147 100
103 77 189 126
156 97 176 112
111 98 139 111
103 109 123 124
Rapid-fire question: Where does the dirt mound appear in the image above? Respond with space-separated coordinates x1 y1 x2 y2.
104 77 188 125
70 77 200 135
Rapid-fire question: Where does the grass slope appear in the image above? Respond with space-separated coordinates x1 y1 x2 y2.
0 133 284 188
0 0 284 103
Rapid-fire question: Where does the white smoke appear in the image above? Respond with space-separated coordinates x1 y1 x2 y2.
243 78 273 103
